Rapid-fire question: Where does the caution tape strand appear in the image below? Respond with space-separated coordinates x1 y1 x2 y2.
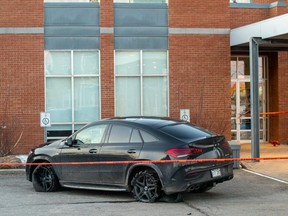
1 157 288 167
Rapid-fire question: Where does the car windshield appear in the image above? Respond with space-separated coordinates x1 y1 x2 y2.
159 123 214 143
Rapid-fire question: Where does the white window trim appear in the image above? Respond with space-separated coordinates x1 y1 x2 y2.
44 50 101 137
114 50 169 117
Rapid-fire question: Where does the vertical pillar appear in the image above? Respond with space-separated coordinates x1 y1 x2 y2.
249 37 260 160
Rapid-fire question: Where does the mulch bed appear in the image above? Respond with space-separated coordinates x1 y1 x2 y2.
0 155 23 169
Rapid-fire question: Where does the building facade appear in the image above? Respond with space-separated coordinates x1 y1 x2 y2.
0 0 287 154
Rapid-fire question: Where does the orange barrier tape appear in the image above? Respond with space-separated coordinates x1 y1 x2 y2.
241 111 288 117
260 111 288 115
1 157 288 167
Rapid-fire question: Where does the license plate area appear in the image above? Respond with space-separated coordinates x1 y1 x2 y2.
211 168 221 178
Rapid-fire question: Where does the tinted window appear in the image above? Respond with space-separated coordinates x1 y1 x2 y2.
140 130 158 143
75 124 107 144
130 129 143 143
109 125 132 143
159 123 213 143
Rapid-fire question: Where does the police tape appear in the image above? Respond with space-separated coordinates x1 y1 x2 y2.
260 111 288 115
1 157 288 167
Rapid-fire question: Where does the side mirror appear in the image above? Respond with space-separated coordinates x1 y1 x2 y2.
65 137 73 146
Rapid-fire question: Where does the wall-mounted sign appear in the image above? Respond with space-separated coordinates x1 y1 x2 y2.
180 109 190 122
40 112 51 127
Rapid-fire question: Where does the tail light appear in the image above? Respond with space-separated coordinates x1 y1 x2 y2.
165 147 204 158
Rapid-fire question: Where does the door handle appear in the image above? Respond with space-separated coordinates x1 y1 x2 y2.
127 149 136 154
89 149 98 154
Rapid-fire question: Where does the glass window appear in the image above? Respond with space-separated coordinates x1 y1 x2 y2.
115 51 140 75
140 130 158 143
115 50 168 117
130 129 143 143
116 77 141 116
74 77 99 122
74 51 99 75
108 125 133 143
75 124 107 144
45 51 71 75
45 50 100 140
143 51 167 75
159 123 214 143
46 78 72 122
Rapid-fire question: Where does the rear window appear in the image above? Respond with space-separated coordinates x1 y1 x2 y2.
159 123 214 143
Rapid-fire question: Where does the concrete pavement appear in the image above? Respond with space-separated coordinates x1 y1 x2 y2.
240 142 288 182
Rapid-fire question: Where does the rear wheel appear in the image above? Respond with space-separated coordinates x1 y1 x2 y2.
131 170 161 203
32 165 60 192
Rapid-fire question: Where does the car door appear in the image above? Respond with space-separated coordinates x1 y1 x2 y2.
98 124 144 185
59 123 108 184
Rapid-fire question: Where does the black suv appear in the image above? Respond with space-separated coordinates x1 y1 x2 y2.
26 117 234 202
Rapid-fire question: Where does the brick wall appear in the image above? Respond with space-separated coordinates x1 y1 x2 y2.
100 35 115 119
169 35 231 139
230 8 268 28
0 0 43 27
169 0 230 28
268 52 288 144
0 35 44 154
277 52 288 144
169 0 231 138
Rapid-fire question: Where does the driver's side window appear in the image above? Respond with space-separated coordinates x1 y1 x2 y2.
75 124 107 144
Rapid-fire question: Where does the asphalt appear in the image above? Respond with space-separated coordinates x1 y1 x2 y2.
240 142 288 182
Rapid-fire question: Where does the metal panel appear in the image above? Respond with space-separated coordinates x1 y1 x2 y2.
115 37 167 50
45 26 100 37
114 3 168 50
45 37 100 50
44 3 100 50
114 27 167 37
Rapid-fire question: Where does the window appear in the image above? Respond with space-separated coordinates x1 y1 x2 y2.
229 0 251 3
108 125 133 143
115 50 168 117
45 50 100 139
159 123 214 143
44 0 98 2
75 124 107 144
140 130 158 143
114 0 167 3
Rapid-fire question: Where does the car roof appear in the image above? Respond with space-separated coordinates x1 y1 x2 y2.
103 117 186 129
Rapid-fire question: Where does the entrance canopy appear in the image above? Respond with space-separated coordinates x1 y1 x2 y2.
231 13 288 52
230 13 288 159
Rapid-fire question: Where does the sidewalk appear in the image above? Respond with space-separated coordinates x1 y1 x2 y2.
240 142 288 182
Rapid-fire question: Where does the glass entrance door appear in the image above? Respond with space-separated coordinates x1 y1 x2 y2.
231 56 267 143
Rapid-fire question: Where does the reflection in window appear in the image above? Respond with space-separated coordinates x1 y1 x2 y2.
108 125 133 143
76 124 107 144
140 130 158 143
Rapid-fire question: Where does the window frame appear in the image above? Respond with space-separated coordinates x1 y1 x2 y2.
114 50 169 117
44 50 101 140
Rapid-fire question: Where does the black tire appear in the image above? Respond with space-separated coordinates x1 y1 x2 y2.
32 165 60 192
131 170 161 203
159 193 183 203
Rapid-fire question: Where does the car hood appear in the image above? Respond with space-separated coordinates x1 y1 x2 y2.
34 139 63 149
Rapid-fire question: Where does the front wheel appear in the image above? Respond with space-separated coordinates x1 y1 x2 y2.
131 170 161 203
32 165 60 192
